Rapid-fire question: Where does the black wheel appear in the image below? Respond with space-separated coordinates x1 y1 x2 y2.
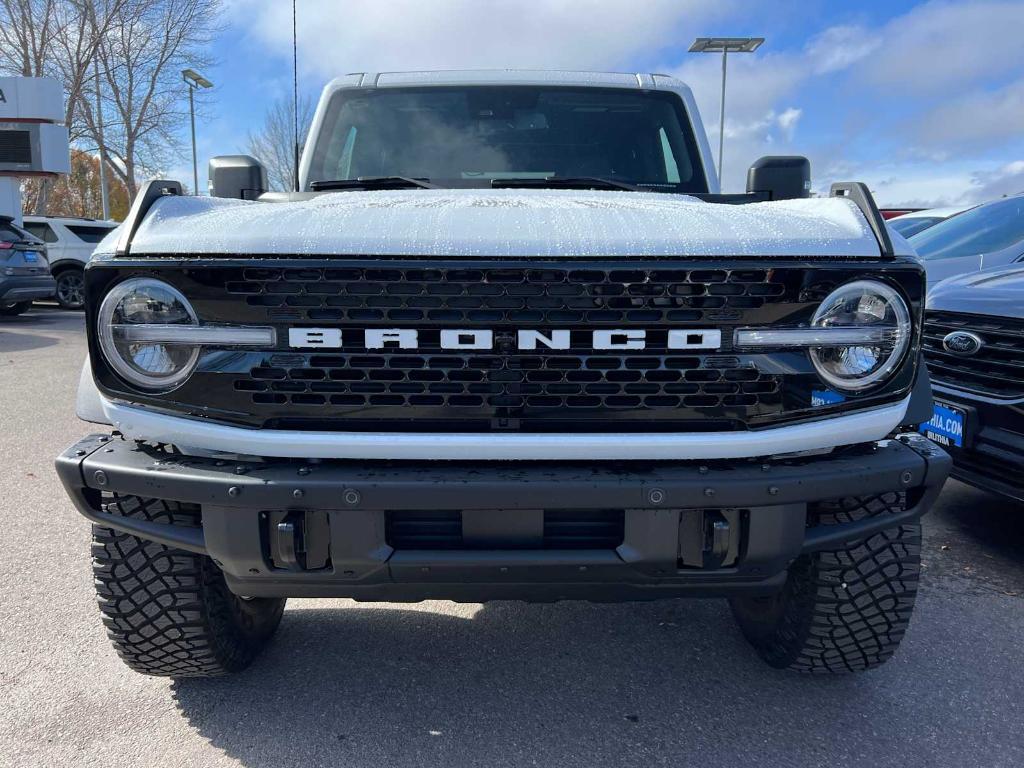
0 301 31 316
730 492 921 674
54 266 86 310
92 495 286 677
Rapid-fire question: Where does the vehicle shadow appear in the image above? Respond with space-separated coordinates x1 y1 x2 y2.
0 328 59 353
171 599 886 768
924 481 1024 595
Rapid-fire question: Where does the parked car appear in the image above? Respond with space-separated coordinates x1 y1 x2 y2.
889 205 973 239
922 264 1024 502
22 216 118 309
910 194 1024 285
0 215 55 316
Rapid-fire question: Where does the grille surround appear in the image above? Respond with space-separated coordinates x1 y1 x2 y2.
924 311 1024 398
85 257 925 433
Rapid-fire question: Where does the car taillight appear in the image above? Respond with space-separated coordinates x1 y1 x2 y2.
0 242 13 249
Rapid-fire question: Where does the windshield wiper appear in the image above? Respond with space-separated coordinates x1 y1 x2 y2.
490 176 640 192
309 176 437 191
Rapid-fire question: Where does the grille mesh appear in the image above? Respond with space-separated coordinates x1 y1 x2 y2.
236 351 780 410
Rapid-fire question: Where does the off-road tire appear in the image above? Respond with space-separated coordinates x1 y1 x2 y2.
0 301 31 316
92 495 286 677
729 492 921 674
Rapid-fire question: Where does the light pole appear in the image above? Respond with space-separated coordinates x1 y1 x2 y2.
94 59 109 220
182 68 213 195
688 37 764 189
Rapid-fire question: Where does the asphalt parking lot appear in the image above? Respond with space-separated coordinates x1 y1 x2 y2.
2 306 1023 768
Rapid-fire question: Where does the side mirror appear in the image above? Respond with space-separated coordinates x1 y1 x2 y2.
208 155 267 200
746 156 811 201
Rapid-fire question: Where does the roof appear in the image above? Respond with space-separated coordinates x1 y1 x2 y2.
892 205 974 221
328 69 683 91
22 215 117 226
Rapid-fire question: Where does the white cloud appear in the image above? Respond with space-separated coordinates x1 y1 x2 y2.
966 161 1024 202
912 77 1024 148
777 107 801 141
230 0 731 78
805 25 879 74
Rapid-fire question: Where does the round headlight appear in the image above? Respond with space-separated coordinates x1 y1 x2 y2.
809 280 911 392
97 278 200 390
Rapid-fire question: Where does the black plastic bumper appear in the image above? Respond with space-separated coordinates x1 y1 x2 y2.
56 433 950 601
931 384 1024 503
0 275 55 303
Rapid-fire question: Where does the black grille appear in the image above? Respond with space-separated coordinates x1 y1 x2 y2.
226 264 789 419
226 265 788 324
924 312 1024 397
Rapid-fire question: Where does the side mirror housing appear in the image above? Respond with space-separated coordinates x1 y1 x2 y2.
746 156 811 200
208 155 267 200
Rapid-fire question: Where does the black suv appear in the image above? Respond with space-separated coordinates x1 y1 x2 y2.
0 215 54 316
923 265 1024 502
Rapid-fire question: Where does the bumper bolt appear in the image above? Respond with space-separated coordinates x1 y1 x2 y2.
292 489 304 499
234 466 248 475
343 489 361 506
97 436 109 443
698 466 708 475
228 486 240 497
761 464 770 472
93 470 107 486
74 450 85 457
648 488 666 505
298 467 311 476
901 470 913 485
704 487 715 497
768 486 779 496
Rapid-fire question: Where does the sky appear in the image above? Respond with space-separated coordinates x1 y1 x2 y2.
179 0 1024 207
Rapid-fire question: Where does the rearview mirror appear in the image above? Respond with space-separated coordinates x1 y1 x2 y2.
208 155 267 200
746 156 811 201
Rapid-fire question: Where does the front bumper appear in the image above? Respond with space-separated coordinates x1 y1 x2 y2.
932 384 1024 503
0 275 55 304
56 433 950 601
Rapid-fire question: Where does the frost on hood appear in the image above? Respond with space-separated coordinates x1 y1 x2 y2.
111 189 884 259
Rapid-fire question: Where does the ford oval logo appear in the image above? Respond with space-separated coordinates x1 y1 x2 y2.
942 331 984 356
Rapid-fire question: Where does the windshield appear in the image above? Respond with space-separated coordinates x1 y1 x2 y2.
889 216 943 238
910 196 1024 260
305 86 709 193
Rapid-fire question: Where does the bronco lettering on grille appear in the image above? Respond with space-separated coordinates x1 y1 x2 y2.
287 328 723 351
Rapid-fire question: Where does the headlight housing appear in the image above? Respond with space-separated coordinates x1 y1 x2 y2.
808 280 911 392
97 278 201 390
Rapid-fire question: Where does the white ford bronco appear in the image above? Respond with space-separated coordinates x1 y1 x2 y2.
56 70 949 677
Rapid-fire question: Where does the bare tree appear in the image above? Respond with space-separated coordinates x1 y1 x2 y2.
0 0 56 77
247 95 315 192
78 0 220 198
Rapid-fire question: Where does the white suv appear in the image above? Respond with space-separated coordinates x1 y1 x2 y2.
22 216 117 309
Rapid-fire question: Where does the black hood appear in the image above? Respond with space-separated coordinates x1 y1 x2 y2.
927 264 1024 319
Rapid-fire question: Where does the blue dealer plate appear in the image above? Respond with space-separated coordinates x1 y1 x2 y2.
921 402 966 449
22 250 38 262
